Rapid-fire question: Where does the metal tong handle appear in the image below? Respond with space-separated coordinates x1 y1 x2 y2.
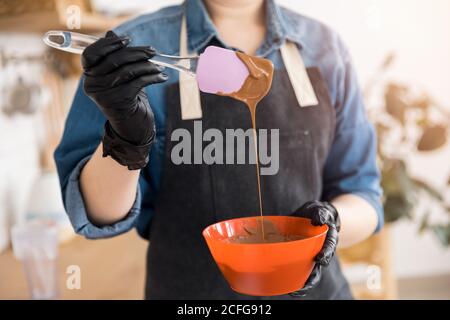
43 30 197 77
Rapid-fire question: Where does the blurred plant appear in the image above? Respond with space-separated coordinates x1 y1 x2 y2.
366 54 450 246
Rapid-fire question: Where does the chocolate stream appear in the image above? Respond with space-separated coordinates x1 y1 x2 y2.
219 52 274 241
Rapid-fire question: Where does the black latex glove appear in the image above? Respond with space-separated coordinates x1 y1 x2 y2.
82 30 168 170
290 200 340 297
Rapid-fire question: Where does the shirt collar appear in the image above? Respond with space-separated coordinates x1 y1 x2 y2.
184 0 304 56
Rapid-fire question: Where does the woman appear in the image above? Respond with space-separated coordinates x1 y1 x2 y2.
55 0 383 299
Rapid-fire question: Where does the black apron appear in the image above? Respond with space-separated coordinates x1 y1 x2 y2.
144 63 353 300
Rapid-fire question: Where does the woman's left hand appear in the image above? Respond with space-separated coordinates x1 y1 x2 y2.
290 200 341 296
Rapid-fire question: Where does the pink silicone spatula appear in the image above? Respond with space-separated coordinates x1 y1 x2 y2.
196 46 249 94
43 31 249 94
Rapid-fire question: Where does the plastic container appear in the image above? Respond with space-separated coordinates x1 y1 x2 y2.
203 216 327 296
11 221 59 299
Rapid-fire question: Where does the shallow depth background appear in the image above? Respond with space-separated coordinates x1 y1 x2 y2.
0 0 449 299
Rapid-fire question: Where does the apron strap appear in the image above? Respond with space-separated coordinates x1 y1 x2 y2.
178 17 318 120
179 15 203 120
280 41 319 107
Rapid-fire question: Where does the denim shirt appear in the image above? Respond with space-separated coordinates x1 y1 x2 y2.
54 0 383 239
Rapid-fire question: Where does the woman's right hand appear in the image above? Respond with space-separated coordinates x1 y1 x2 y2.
82 31 168 169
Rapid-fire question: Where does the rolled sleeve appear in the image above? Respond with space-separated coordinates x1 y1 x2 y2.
321 38 384 233
64 156 142 239
322 123 384 233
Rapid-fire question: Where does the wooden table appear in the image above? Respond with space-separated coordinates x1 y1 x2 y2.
0 230 148 300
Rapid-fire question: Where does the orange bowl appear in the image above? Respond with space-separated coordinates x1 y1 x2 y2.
202 216 328 296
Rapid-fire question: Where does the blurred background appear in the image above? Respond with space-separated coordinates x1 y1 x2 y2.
0 0 449 299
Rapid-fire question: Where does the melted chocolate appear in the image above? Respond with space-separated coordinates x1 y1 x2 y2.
226 218 305 244
219 52 275 242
